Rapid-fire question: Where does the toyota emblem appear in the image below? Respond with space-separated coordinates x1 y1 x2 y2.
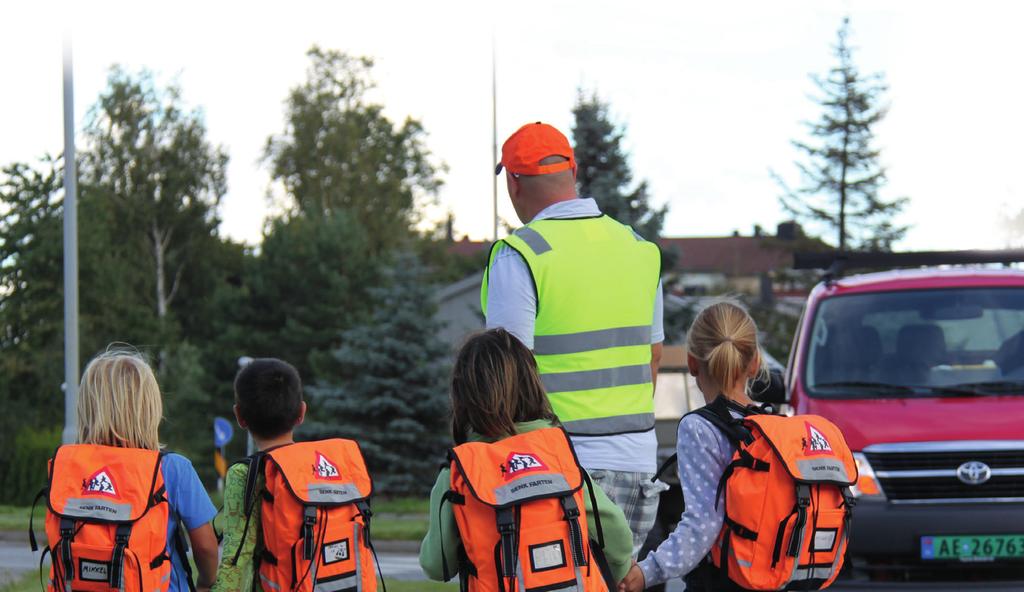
956 461 991 485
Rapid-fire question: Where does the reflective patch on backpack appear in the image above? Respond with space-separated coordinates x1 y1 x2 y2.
306 482 362 504
529 540 567 572
63 497 133 521
813 528 838 553
322 538 350 565
80 559 111 582
795 458 850 483
494 473 572 505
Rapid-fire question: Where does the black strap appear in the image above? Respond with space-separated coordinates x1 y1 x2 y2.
356 500 387 592
37 545 51 592
230 454 265 567
560 496 587 568
109 523 132 589
301 505 317 561
723 516 758 541
788 484 812 558
652 453 678 483
771 506 798 568
581 469 605 550
173 518 197 592
149 552 171 569
242 453 265 515
438 490 464 582
495 507 517 579
694 404 752 446
715 450 771 510
590 538 616 591
58 518 74 587
27 487 46 552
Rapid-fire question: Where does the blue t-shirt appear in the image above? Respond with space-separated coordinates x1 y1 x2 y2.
163 453 218 592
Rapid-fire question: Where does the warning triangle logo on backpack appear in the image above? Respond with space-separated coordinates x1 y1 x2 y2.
503 451 548 480
313 451 342 480
81 467 119 497
805 422 834 456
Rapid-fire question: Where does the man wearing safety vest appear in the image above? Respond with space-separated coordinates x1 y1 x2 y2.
482 122 666 555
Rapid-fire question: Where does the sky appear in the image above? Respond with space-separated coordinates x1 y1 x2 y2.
2 0 1023 250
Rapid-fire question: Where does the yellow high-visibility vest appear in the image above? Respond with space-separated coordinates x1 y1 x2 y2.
482 214 661 436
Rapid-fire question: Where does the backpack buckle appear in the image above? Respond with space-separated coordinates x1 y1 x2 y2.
303 505 317 526
560 495 580 519
496 513 516 535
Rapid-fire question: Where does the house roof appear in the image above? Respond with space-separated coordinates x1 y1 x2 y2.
447 237 491 258
661 236 793 276
445 234 803 277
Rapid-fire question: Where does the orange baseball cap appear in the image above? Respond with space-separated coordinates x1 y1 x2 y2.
495 122 576 176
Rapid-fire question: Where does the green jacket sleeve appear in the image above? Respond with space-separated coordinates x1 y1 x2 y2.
583 471 633 582
211 463 257 592
418 467 461 581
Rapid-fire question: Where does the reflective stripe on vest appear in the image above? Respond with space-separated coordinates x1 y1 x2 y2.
482 214 661 436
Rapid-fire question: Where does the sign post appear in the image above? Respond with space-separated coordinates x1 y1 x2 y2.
213 416 234 492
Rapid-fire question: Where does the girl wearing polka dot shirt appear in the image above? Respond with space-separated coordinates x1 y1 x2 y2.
619 301 768 592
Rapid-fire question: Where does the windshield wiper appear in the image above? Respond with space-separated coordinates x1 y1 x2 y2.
942 381 1024 395
813 381 917 393
813 382 989 397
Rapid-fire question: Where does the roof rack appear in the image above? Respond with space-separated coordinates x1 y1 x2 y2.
793 249 1024 282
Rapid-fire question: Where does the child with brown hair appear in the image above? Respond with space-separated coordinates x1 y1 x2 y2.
420 328 635 589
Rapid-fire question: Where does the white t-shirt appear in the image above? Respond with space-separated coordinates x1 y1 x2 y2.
484 198 663 473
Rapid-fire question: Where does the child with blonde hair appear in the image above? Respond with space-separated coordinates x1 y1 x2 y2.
50 348 219 591
620 301 768 592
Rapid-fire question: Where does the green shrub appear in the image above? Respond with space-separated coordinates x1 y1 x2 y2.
3 426 60 505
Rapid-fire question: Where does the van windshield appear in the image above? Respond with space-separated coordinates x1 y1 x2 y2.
805 287 1024 397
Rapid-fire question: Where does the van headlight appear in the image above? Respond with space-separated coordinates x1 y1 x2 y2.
851 453 886 500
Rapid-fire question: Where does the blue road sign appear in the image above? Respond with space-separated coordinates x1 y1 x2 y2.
214 416 234 448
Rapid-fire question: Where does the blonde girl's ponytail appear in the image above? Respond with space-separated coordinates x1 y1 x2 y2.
687 300 765 394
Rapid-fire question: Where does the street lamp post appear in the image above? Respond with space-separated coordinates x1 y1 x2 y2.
61 34 79 445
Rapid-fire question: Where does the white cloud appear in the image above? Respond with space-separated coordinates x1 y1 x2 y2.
2 0 1021 249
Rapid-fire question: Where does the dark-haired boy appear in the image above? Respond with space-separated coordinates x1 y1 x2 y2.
212 358 305 592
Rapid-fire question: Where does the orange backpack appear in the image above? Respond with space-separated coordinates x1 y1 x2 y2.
442 427 611 592
243 439 381 592
29 444 190 592
689 401 858 591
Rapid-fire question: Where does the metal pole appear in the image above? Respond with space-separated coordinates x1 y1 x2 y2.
61 33 79 444
491 32 498 241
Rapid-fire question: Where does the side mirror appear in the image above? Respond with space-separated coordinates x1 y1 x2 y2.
752 367 786 406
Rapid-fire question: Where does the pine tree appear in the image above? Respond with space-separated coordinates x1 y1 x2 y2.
571 91 666 240
776 17 908 251
303 253 450 495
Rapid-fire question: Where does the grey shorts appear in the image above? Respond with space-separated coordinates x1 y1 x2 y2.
588 468 668 558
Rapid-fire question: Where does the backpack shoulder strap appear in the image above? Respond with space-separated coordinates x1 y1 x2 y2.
229 452 266 567
690 397 751 445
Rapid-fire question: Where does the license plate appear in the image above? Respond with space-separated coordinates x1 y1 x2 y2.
921 535 1024 561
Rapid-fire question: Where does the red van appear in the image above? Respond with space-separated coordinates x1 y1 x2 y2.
783 251 1024 582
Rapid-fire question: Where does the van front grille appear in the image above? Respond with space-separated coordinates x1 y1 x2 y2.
864 443 1024 503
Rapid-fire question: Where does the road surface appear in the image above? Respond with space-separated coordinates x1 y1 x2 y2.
2 539 1021 591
